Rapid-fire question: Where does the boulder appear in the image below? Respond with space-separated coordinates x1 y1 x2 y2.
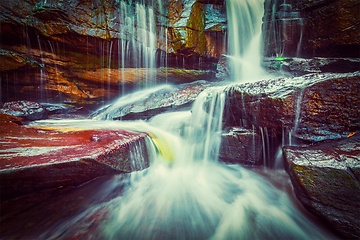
283 134 360 239
0 114 149 201
224 71 360 143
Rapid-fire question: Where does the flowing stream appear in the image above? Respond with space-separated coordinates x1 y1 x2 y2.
30 86 334 239
22 0 337 239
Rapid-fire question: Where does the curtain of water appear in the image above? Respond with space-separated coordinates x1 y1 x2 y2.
116 1 157 88
226 0 265 81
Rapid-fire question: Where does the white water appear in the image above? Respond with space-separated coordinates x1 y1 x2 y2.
226 0 267 82
31 88 333 239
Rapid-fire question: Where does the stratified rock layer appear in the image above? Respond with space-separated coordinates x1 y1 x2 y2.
284 135 360 239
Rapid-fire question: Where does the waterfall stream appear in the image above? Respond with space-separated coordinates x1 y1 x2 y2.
23 0 337 239
31 87 333 239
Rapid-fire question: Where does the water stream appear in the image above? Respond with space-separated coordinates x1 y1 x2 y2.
30 86 333 239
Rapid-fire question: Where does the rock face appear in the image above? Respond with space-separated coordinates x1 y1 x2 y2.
0 114 149 201
283 134 360 239
263 0 360 58
224 71 360 142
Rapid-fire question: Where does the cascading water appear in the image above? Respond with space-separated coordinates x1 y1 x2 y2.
24 0 336 239
33 86 333 239
226 0 267 81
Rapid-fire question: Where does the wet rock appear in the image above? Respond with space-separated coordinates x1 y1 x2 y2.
0 117 149 202
0 49 42 72
41 103 78 114
283 134 360 239
224 71 360 142
92 80 217 120
263 0 360 58
0 100 46 120
168 0 226 59
219 127 264 166
215 54 230 79
263 57 360 76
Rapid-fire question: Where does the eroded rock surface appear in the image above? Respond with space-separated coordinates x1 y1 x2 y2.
284 134 360 239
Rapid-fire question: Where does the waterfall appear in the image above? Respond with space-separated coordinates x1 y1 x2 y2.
24 1 335 239
116 1 158 88
226 0 266 82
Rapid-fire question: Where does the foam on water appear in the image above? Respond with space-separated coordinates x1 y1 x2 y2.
31 87 334 240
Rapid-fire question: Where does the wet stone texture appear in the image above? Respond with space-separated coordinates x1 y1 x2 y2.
0 114 149 202
219 127 264 166
262 0 360 58
283 134 360 239
224 71 360 143
0 100 47 121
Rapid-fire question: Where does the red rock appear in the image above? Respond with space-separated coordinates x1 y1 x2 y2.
0 116 149 201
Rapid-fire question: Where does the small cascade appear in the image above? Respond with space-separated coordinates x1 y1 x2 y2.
129 138 149 171
259 126 266 166
184 87 226 163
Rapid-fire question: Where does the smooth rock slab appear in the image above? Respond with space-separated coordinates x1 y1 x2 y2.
0 114 149 202
284 134 360 239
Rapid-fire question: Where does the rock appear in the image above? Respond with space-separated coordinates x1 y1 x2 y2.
263 0 360 58
263 57 360 76
223 71 360 143
41 103 78 114
219 127 264 166
168 0 226 59
215 54 230 79
0 100 46 120
0 49 42 72
283 134 360 239
0 117 149 201
92 80 216 120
